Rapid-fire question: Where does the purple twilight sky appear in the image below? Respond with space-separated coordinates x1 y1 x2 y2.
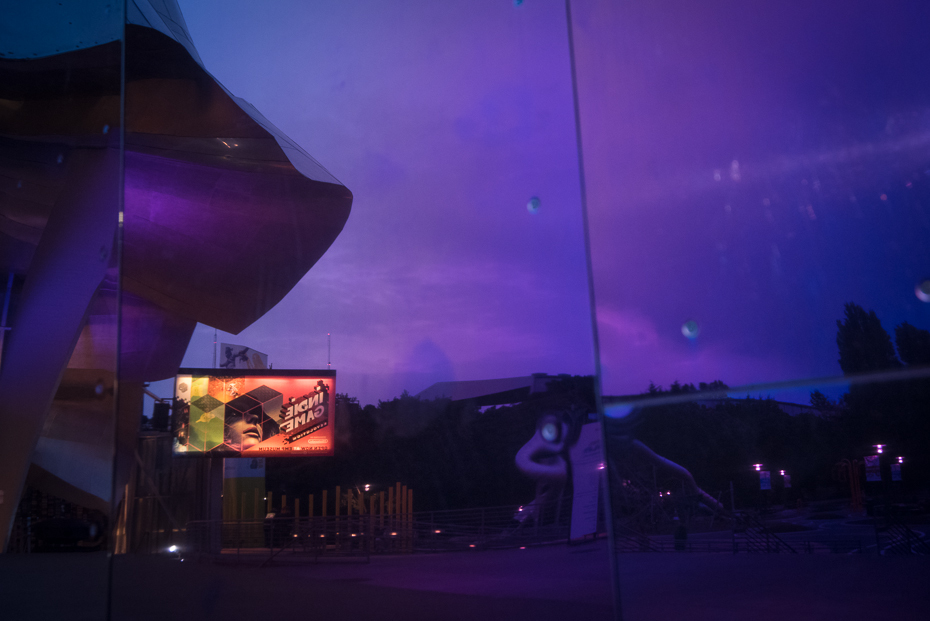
160 0 930 407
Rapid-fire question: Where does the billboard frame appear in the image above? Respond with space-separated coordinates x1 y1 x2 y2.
172 368 337 458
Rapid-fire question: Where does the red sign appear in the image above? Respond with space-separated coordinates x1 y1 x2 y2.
173 369 335 456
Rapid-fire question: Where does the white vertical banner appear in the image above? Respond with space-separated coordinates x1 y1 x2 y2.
570 422 603 540
864 455 881 482
759 470 771 490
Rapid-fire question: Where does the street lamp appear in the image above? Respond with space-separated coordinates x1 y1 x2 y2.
753 463 762 471
874 444 885 454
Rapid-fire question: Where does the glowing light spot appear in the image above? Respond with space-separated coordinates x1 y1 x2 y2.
434 530 441 534
681 320 700 339
469 544 476 548
880 194 888 201
527 196 541 214
916 280 930 303
520 547 526 550
168 545 178 553
391 532 397 536
541 422 559 442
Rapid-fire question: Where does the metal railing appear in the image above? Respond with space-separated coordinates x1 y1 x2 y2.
731 511 798 554
182 498 578 564
874 511 930 555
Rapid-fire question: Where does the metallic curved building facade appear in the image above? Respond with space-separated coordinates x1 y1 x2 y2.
0 0 352 549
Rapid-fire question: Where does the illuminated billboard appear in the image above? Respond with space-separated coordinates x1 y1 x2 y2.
172 369 335 457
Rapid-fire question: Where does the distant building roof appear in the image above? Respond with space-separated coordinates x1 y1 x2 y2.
416 373 564 406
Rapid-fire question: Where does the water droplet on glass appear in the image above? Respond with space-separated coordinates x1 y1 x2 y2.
713 170 721 182
729 160 741 182
526 196 541 214
99 246 108 261
102 125 109 134
95 382 105 397
681 320 700 339
880 194 888 201
916 280 930 303
56 154 63 164
513 0 524 5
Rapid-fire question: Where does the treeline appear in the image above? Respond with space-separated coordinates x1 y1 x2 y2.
267 376 596 512
617 302 930 502
268 303 929 511
831 302 930 467
625 387 852 502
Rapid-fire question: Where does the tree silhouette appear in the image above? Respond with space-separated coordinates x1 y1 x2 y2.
836 302 900 374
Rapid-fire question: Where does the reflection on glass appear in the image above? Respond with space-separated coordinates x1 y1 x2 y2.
574 1 930 617
109 0 606 619
0 0 125 617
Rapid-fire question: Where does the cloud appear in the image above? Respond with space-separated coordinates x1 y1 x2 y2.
597 306 795 396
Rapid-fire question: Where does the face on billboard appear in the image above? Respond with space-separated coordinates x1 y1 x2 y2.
172 370 335 456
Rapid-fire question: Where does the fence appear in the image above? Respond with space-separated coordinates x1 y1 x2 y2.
183 497 578 564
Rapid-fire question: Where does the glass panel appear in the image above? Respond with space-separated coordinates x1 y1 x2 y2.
0 1 124 618
575 0 930 617
110 1 611 619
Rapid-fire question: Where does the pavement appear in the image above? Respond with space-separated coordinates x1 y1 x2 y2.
2 540 930 620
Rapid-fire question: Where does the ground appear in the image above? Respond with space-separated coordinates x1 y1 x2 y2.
2 541 929 620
